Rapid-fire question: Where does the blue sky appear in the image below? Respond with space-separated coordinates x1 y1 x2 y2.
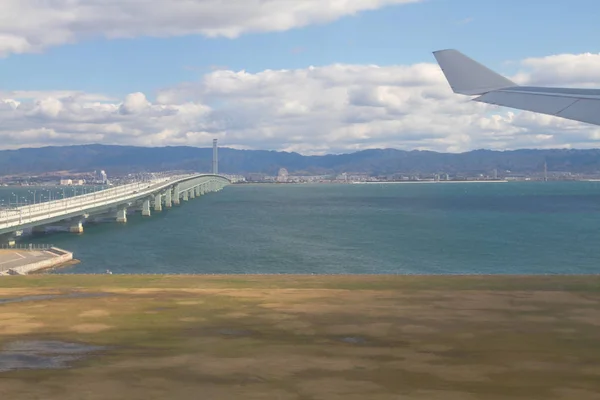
2 0 600 98
0 0 599 153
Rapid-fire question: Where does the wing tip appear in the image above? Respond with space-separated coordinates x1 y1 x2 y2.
432 49 456 54
432 49 517 95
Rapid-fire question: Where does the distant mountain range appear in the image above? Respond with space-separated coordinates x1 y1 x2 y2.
2 144 600 176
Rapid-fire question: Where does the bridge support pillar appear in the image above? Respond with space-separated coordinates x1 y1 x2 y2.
116 208 127 223
164 189 172 208
69 221 84 234
173 185 181 206
142 199 151 217
189 189 195 199
183 191 189 201
154 194 163 212
195 186 201 197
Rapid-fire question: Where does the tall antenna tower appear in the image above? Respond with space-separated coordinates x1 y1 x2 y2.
212 139 218 174
544 161 548 182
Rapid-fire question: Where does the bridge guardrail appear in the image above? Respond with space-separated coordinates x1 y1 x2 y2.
0 174 218 231
0 243 54 251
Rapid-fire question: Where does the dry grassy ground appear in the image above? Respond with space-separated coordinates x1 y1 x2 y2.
1 275 600 399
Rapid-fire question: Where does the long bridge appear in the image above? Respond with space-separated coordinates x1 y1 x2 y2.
0 174 231 245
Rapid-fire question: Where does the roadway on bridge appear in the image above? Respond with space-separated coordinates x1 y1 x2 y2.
0 174 230 236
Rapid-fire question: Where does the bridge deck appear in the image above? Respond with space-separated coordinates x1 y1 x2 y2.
0 174 230 236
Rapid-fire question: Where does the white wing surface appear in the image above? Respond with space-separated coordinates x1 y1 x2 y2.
433 49 600 126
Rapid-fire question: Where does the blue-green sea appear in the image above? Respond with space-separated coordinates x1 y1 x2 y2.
7 182 600 274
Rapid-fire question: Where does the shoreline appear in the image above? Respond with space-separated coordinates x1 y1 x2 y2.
242 180 511 185
351 180 509 184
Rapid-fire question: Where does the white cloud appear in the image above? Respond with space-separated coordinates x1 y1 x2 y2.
119 92 151 115
0 0 420 56
1 52 600 153
516 52 600 86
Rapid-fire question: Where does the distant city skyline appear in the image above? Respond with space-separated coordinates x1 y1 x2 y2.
0 0 599 154
1 145 600 181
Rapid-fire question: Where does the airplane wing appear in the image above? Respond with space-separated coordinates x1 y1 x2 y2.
433 49 600 126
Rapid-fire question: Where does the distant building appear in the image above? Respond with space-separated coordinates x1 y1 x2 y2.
221 174 246 183
336 172 349 182
60 178 85 186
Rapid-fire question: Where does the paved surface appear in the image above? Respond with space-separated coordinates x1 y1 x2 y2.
0 250 54 273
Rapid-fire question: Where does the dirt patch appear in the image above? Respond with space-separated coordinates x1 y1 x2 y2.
0 289 58 297
27 304 49 309
0 321 45 335
296 378 384 399
417 344 454 352
407 390 482 400
222 288 338 301
0 312 32 319
324 323 392 338
79 309 110 318
177 301 204 305
224 312 249 318
0 313 44 335
194 353 378 378
398 362 508 382
71 324 112 333
400 324 438 334
179 317 206 323
275 319 314 333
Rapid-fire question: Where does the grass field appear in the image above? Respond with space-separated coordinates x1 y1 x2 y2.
1 275 600 399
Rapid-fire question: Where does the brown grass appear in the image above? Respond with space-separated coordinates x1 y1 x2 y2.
0 275 599 399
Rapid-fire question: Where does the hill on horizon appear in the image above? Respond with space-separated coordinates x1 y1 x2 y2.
2 144 600 176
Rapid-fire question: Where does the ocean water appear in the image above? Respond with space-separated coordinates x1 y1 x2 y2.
8 182 600 274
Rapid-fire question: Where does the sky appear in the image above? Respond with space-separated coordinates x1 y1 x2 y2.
1 0 600 154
